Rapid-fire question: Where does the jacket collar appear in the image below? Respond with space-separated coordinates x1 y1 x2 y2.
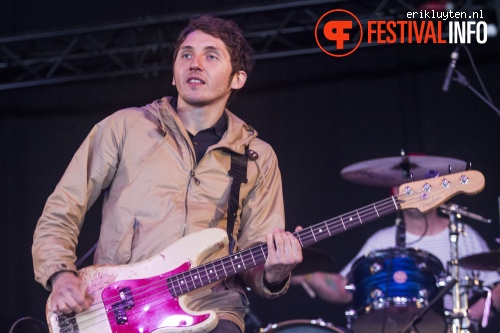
146 97 258 155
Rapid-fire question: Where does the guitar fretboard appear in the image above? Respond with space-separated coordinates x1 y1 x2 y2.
167 196 400 297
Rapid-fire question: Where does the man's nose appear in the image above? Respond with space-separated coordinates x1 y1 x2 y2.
189 55 202 71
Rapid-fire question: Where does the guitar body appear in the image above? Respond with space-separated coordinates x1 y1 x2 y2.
47 228 229 333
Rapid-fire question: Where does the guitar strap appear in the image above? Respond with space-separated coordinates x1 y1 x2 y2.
227 147 249 255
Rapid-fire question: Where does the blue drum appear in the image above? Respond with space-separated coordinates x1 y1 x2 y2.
347 248 446 333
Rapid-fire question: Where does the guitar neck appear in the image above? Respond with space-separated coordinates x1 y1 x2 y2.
167 196 400 296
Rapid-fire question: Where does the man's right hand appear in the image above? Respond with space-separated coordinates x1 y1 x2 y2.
50 271 93 315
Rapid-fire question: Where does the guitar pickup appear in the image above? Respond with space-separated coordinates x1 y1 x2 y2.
112 287 135 325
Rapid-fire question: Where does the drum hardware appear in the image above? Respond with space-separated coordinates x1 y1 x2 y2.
441 203 489 333
400 277 457 333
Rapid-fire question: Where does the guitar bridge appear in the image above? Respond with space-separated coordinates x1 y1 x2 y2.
58 313 78 333
112 287 135 325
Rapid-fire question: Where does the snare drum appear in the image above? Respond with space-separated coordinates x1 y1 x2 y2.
261 319 351 332
347 248 446 333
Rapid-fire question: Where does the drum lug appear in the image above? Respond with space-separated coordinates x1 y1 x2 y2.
418 288 429 299
344 283 356 292
370 262 383 274
345 309 357 330
370 288 384 299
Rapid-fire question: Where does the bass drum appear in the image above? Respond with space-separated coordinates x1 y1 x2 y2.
347 247 446 333
261 319 352 332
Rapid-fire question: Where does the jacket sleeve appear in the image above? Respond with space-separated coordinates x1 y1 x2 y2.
32 113 125 290
236 142 290 298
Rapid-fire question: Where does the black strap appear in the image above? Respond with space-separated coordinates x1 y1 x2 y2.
227 150 248 254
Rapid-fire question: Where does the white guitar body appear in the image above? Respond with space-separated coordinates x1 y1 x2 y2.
47 228 229 333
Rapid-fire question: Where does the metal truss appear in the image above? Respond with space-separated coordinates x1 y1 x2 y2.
0 0 497 91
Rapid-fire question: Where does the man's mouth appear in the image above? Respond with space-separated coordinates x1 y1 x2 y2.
187 78 205 84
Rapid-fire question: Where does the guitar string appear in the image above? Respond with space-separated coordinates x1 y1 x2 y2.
58 177 469 330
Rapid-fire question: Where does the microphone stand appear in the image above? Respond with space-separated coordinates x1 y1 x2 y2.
453 70 500 118
399 278 457 333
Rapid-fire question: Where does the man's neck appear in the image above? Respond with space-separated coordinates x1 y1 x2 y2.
176 102 226 135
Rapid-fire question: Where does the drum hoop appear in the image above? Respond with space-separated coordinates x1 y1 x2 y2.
261 319 344 332
350 247 444 273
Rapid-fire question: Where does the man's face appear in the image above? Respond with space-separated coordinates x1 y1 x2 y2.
173 30 245 108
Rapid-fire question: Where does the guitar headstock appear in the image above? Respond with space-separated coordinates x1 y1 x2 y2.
397 170 485 213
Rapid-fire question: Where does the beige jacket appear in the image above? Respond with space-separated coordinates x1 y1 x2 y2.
32 97 289 331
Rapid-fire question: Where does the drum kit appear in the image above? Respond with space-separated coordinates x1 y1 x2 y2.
259 154 499 333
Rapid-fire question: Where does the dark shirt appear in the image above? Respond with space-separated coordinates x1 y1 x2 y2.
187 114 227 163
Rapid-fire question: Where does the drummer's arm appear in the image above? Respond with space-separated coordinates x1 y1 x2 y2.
290 272 353 303
469 282 500 320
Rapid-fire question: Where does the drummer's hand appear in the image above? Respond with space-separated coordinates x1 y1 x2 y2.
50 271 93 315
469 283 500 320
469 298 486 320
264 227 303 285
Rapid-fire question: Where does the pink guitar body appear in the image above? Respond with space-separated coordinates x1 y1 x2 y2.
47 228 229 333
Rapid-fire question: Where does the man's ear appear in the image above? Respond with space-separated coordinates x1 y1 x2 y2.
230 71 247 90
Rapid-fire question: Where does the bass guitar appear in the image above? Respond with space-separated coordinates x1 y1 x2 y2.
46 170 485 333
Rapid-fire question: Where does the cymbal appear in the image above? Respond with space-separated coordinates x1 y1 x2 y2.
459 250 500 271
341 155 467 187
293 247 335 275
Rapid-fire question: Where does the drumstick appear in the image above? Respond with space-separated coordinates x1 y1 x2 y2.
301 281 316 298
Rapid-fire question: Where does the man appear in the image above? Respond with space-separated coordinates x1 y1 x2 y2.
32 15 302 333
291 205 500 331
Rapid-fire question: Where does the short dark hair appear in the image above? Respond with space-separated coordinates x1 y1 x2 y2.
173 15 254 76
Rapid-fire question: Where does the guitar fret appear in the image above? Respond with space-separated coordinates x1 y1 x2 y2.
324 221 331 235
373 204 379 217
212 262 219 280
170 276 182 295
191 269 201 288
220 258 228 277
233 254 245 271
178 274 188 294
356 210 362 223
340 216 346 230
260 245 267 261
223 256 236 276
249 250 257 266
204 265 212 284
187 270 196 290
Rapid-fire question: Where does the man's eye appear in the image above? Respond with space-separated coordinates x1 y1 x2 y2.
207 55 217 60
181 53 191 59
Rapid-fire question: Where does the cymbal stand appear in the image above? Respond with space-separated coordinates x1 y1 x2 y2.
446 205 473 333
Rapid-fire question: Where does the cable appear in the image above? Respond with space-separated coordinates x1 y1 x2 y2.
459 44 493 104
8 317 49 333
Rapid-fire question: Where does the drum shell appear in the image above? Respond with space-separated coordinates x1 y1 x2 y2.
348 247 444 311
